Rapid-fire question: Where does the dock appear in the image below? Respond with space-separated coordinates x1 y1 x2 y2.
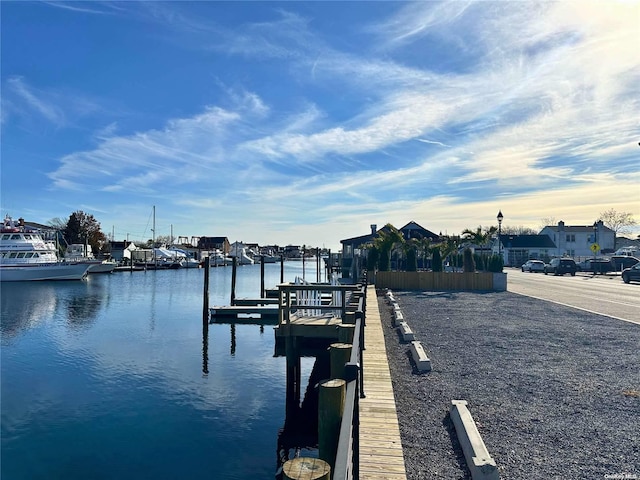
206 279 408 479
209 304 279 324
359 285 407 479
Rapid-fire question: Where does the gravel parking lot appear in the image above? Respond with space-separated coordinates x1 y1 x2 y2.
377 289 639 480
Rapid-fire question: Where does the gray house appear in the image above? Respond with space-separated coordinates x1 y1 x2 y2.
494 234 557 267
340 221 440 278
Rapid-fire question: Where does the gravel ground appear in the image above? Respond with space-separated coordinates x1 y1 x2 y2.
377 289 639 480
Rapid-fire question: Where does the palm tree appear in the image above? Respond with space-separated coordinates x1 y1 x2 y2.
402 238 419 271
373 224 404 272
439 236 459 271
461 226 497 271
417 237 431 270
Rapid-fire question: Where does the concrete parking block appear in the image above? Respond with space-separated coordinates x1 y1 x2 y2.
450 400 499 480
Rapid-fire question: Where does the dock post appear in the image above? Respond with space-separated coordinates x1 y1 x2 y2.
280 255 284 283
260 256 265 298
318 378 346 473
329 343 352 380
202 256 210 375
202 256 210 322
230 257 237 305
338 324 355 344
302 248 306 280
285 335 301 429
283 458 330 480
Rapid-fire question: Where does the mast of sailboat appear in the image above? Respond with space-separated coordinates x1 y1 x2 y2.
152 205 156 268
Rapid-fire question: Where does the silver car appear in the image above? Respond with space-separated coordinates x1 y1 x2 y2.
521 260 545 272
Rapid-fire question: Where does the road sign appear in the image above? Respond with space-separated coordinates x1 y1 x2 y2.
590 243 600 253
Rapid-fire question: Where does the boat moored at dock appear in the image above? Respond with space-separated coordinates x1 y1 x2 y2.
0 215 92 281
63 243 116 274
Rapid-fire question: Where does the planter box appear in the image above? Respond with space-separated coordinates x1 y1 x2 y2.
375 271 507 291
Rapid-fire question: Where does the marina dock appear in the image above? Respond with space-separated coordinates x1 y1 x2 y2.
207 278 407 479
359 285 407 479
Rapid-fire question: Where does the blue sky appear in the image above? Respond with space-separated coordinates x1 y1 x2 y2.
2 1 639 249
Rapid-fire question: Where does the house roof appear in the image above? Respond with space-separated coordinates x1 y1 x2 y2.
499 234 557 249
540 221 614 234
400 221 439 240
341 221 439 247
341 232 375 247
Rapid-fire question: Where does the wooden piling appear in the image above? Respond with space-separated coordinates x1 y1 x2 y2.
318 378 346 472
202 256 210 322
202 256 210 375
230 257 237 305
285 335 301 429
280 255 285 283
283 457 330 480
338 324 356 344
329 343 352 380
260 255 265 298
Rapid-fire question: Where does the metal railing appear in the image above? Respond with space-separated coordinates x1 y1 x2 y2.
333 283 367 480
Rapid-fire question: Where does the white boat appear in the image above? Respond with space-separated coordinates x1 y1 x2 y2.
229 247 254 265
63 244 116 274
166 246 200 268
0 215 92 281
205 250 233 267
255 254 279 263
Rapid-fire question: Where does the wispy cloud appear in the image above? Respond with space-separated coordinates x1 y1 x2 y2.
4 1 639 246
6 76 66 126
42 1 118 15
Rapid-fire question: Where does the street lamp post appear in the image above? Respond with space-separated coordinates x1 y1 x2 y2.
497 210 504 258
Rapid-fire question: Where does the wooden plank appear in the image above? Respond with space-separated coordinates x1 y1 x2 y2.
233 297 279 306
359 285 407 479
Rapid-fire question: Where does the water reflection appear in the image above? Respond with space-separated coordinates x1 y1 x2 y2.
202 319 209 376
0 281 106 341
3 263 315 479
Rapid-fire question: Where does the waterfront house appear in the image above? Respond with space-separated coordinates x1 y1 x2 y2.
340 221 441 278
197 236 230 254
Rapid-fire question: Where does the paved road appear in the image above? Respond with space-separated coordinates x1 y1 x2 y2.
506 268 639 325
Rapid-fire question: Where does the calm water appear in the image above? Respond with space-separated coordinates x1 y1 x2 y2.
1 262 321 479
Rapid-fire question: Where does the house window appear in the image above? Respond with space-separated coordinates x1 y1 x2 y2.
566 234 575 242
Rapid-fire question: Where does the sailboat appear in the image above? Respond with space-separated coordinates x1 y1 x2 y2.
134 206 181 269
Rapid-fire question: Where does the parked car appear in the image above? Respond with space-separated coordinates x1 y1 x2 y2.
521 260 545 272
621 263 640 284
544 258 577 276
610 255 639 272
578 258 614 274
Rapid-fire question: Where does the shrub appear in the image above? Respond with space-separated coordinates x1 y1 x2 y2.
367 246 379 271
432 248 443 272
378 249 391 272
463 248 476 273
487 254 504 272
474 253 484 271
406 247 417 271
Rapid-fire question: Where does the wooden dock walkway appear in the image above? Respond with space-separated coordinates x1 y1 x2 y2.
359 285 407 479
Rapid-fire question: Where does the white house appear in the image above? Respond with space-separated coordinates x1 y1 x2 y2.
539 220 615 258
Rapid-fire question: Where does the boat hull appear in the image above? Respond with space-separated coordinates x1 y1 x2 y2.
88 262 117 274
0 263 91 281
